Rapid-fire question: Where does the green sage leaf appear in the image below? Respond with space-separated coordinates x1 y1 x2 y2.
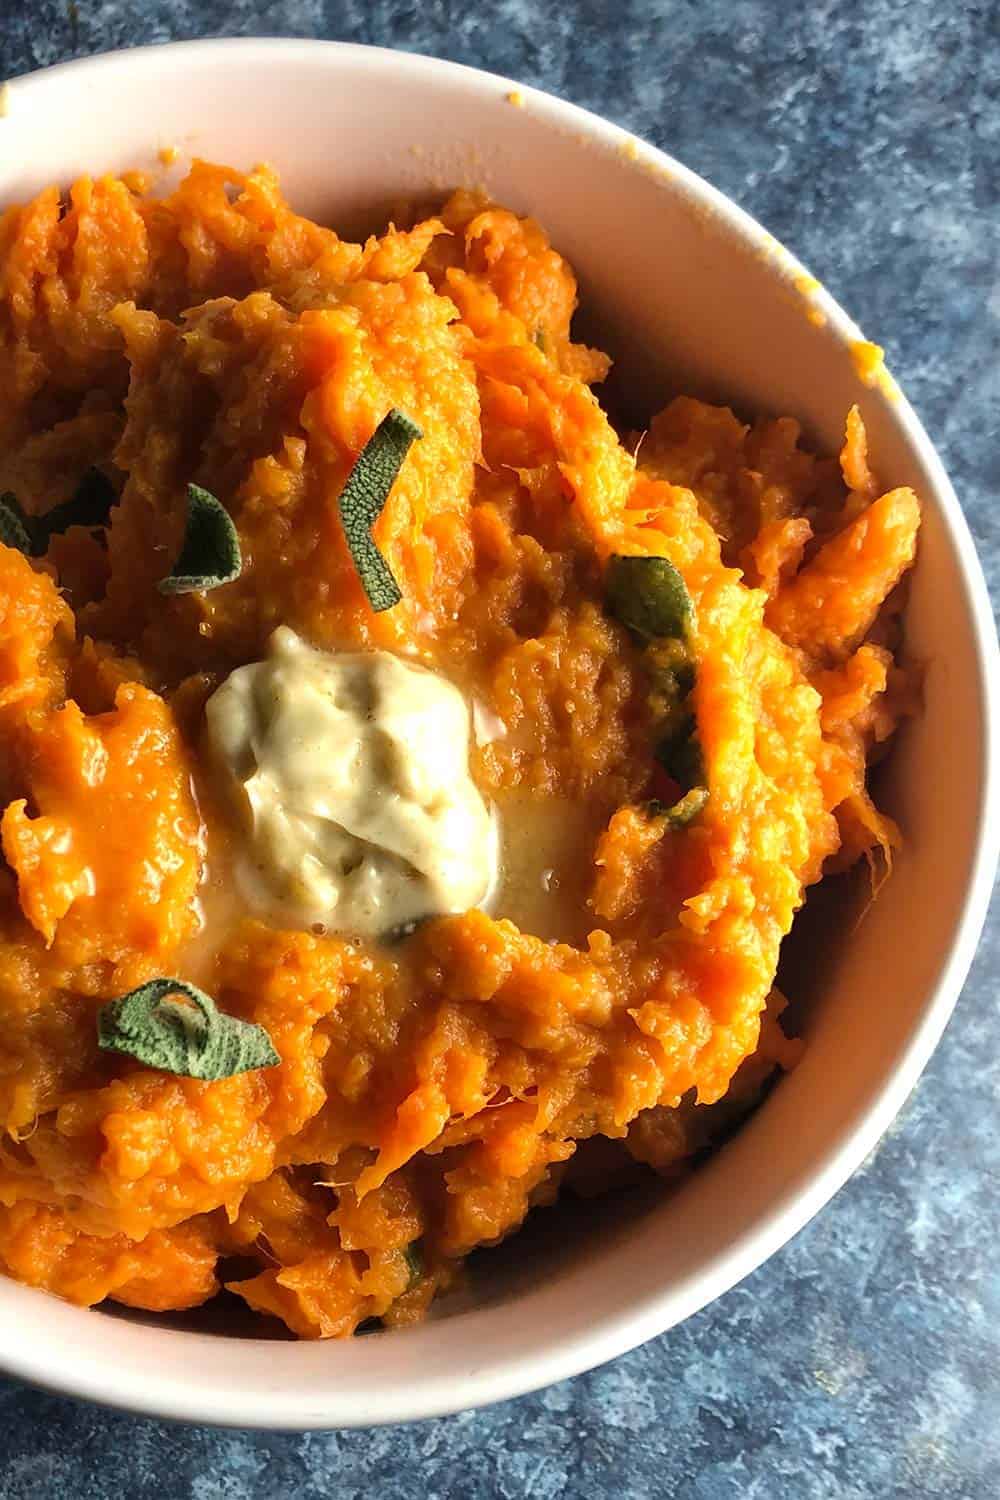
158 484 242 595
646 786 709 828
97 978 279 1080
650 718 708 827
608 553 708 826
339 408 422 613
404 1241 424 1289
655 714 704 791
0 469 118 558
0 493 38 555
606 554 693 642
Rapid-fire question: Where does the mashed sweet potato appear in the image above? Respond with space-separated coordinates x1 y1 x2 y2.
0 162 919 1335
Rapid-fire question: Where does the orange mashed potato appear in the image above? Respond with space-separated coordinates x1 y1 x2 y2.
0 162 919 1336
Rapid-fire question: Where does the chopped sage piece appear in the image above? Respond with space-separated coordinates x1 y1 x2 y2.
355 1317 384 1335
606 554 693 642
338 408 422 613
0 493 37 555
158 484 242 595
604 553 708 826
655 715 704 793
646 786 709 828
97 978 279 1080
0 469 118 558
403 1241 424 1288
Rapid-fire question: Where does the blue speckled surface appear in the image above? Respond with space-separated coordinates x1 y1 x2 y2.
0 2 998 1494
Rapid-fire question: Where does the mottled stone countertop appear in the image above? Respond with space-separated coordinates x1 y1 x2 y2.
0 2 997 1496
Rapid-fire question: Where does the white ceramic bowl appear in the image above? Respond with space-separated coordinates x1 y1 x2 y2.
1 38 997 1429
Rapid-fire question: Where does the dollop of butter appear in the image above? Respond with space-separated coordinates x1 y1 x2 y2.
204 627 496 935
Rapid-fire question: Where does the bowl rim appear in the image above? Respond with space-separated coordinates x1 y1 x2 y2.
2 35 998 1429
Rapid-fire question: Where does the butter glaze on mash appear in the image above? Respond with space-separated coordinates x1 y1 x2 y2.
205 627 496 934
0 162 919 1336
